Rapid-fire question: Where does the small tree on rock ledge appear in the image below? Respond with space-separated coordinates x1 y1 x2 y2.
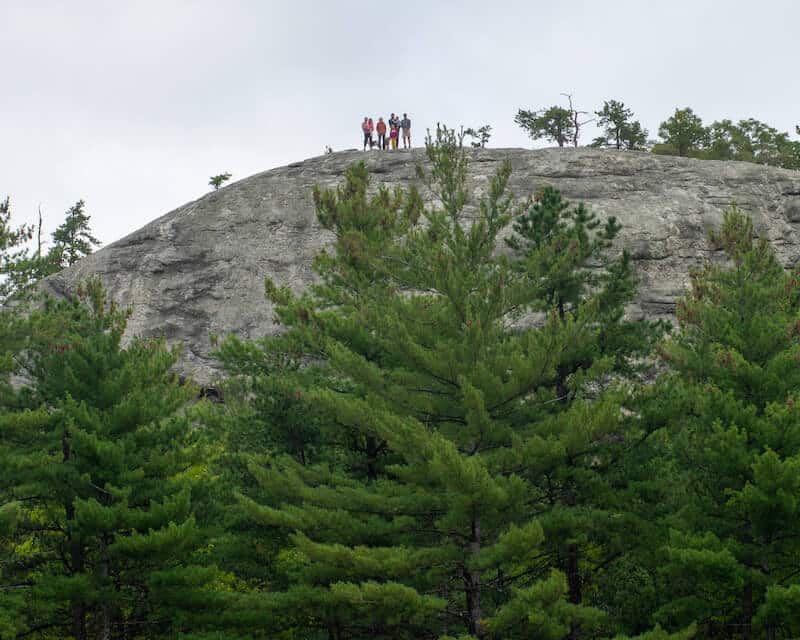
209 172 232 190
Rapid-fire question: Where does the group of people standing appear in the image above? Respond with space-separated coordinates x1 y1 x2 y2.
362 113 411 150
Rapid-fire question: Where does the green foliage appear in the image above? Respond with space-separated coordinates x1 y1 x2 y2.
0 196 38 302
591 100 648 150
0 279 221 639
0 196 33 267
49 199 100 269
655 107 709 157
0 198 100 303
651 206 800 637
212 124 666 639
209 173 232 190
515 105 574 148
653 110 800 169
464 125 493 148
704 118 800 169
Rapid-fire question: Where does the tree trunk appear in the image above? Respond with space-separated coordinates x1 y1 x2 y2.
566 543 581 640
63 432 87 640
365 435 378 481
465 515 484 638
99 538 112 640
742 581 753 640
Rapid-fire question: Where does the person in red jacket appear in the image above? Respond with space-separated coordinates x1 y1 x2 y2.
367 118 375 148
376 117 387 150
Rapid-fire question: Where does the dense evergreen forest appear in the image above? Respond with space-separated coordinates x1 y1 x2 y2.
4 127 800 639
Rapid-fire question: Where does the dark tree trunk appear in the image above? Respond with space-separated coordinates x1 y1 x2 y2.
365 435 379 481
566 543 581 640
100 537 112 640
742 581 753 640
63 431 87 640
465 515 484 638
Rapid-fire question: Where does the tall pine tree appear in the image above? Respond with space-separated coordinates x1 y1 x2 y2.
503 186 663 635
0 279 221 639
652 207 800 639
220 126 666 639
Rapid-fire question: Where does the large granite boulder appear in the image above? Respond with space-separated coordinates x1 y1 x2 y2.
41 148 800 384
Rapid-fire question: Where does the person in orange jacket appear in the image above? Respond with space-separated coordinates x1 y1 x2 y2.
362 117 371 150
376 117 387 150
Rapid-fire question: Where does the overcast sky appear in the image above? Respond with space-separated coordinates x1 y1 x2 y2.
3 0 799 247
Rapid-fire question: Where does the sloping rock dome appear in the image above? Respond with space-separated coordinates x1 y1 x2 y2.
42 148 800 383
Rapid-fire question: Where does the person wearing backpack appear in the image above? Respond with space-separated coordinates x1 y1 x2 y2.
376 117 387 150
401 113 411 148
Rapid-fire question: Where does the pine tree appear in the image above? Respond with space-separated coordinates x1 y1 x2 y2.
0 279 221 639
591 100 648 150
0 197 100 303
502 185 664 634
464 125 493 148
219 126 667 639
0 195 37 303
654 108 708 158
49 199 100 269
515 106 575 148
652 207 800 638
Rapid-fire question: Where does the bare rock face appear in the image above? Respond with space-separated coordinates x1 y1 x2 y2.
42 148 800 384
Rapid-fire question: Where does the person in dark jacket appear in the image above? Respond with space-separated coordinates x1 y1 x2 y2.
401 113 411 148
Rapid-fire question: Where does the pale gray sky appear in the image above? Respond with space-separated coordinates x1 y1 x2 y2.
3 0 799 246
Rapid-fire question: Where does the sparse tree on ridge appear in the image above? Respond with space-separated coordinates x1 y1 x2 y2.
655 107 708 157
464 124 493 148
561 93 593 148
209 172 232 190
516 95 592 148
0 198 100 302
591 100 649 150
50 199 100 269
516 105 575 148
705 118 800 169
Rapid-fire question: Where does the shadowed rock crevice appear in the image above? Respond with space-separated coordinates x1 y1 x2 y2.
42 147 800 384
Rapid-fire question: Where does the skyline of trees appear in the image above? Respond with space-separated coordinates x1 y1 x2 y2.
516 96 800 170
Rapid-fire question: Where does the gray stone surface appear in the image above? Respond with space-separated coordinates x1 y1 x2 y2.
41 148 800 384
